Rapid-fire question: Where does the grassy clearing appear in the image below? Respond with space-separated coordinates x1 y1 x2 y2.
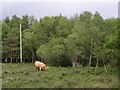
2 63 118 88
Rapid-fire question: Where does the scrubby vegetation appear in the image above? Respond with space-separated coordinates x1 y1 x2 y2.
2 63 118 88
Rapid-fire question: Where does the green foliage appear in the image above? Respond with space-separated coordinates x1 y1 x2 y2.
79 11 93 22
36 37 65 65
2 11 118 67
2 25 19 59
10 15 21 28
64 33 79 58
2 22 10 40
22 15 29 30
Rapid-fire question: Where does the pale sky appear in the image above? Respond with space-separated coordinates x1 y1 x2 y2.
0 0 119 20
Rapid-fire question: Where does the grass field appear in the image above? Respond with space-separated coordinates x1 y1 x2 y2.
2 63 118 88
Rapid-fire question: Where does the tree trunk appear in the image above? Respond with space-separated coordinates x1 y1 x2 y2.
32 57 34 63
10 57 13 63
10 49 12 63
96 58 99 68
103 61 107 72
81 56 84 67
31 49 35 63
5 58 7 63
72 61 75 67
107 62 110 67
72 57 75 67
89 37 92 66
89 54 92 66
72 56 78 67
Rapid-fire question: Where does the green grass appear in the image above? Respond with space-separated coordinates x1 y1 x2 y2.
2 63 118 88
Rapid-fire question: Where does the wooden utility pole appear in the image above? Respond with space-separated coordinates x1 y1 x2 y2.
20 24 22 63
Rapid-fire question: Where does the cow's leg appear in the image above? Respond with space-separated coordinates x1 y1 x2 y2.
39 67 41 71
36 67 39 71
41 68 44 71
38 68 39 71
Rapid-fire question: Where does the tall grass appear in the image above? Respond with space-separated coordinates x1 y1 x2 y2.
2 63 118 88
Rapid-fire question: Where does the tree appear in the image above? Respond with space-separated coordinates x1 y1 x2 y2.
79 11 93 22
22 15 29 30
4 17 11 26
2 21 10 62
79 11 94 66
10 15 21 28
2 16 20 63
104 27 118 67
3 28 19 63
23 22 48 62
36 37 65 66
64 33 80 67
28 16 37 27
40 15 62 37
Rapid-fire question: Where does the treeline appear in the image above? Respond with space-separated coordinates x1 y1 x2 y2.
1 11 119 67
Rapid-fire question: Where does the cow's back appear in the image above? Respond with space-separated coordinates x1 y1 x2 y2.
35 61 40 67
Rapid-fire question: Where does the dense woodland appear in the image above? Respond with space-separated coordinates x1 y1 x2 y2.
1 11 119 67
